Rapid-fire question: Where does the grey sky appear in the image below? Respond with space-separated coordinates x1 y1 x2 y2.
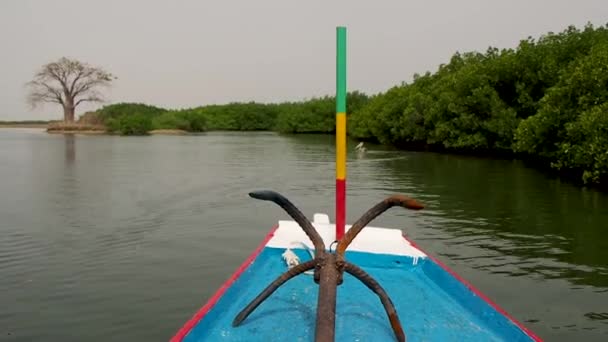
1 0 606 120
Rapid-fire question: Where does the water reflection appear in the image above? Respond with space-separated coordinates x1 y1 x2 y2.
258 134 608 291
371 151 608 289
64 134 75 164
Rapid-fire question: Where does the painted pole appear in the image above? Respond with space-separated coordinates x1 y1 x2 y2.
336 26 347 240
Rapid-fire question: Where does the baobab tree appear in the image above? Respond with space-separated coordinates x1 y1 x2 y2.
26 57 115 123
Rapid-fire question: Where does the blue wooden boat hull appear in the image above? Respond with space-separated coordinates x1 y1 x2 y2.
172 215 541 341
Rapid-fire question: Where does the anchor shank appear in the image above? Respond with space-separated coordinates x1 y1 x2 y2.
314 254 340 342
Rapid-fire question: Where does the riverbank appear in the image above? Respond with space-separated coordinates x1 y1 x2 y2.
6 116 608 190
83 24 608 187
148 129 189 135
0 124 48 128
0 120 51 128
46 122 106 134
9 24 607 187
44 123 193 136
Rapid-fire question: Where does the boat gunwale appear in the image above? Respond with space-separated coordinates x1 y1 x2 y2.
170 224 279 342
402 233 543 342
170 223 542 342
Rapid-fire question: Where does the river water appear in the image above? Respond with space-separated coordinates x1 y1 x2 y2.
0 128 607 341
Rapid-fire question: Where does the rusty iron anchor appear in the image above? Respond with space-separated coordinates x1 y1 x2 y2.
232 190 424 342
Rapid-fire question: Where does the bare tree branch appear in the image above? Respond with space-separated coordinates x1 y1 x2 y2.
68 68 86 94
27 91 63 106
75 96 103 107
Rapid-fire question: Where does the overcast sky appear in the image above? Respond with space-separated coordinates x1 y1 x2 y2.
0 0 606 120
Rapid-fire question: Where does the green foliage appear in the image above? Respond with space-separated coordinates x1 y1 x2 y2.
346 91 371 114
106 113 153 135
149 109 208 132
514 41 608 158
555 103 608 184
151 112 190 131
200 102 278 131
274 97 335 133
348 22 608 185
96 103 167 121
92 93 367 135
97 103 165 135
181 109 207 132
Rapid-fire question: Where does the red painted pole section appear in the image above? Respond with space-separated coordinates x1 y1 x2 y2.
336 179 346 240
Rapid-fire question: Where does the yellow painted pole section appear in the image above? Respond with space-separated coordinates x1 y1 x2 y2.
336 112 346 180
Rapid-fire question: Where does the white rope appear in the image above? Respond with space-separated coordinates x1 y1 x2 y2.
282 241 315 275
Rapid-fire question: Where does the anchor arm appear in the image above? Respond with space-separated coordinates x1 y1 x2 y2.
249 190 326 257
336 195 423 256
232 259 317 326
344 261 406 342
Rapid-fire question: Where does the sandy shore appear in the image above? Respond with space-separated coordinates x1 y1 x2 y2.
2 124 192 136
44 123 107 135
46 130 107 135
148 129 189 135
0 124 49 128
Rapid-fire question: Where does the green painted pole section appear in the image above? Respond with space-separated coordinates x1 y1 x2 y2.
336 27 347 113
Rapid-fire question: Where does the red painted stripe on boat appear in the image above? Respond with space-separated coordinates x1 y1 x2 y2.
402 234 543 342
170 224 279 342
335 179 346 240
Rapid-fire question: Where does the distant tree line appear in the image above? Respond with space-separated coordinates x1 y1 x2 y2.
89 23 607 186
93 91 370 135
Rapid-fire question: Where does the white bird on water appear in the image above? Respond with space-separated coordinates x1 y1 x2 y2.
355 142 367 153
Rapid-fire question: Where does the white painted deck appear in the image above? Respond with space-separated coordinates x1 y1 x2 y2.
265 213 427 258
